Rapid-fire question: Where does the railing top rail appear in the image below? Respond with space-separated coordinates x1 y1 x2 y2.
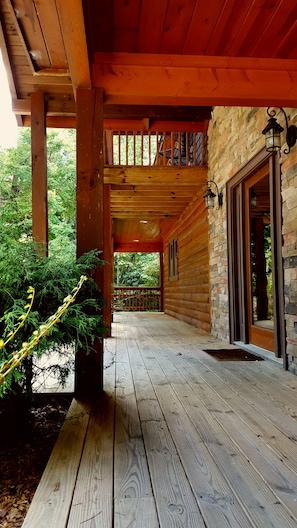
114 286 160 290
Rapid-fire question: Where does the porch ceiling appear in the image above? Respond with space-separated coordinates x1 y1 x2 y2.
1 0 297 249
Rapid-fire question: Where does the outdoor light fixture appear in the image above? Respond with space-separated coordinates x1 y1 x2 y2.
262 107 297 154
203 180 223 209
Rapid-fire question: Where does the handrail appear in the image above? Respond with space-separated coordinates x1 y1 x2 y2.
114 286 161 312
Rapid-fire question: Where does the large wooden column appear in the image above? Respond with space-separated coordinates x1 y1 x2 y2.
75 88 104 396
103 184 113 336
31 92 48 255
160 251 164 311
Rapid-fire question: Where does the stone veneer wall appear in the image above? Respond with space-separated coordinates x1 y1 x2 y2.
207 106 297 372
281 110 297 373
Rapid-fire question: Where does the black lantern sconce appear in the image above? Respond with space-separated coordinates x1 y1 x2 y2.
203 180 223 210
262 107 297 154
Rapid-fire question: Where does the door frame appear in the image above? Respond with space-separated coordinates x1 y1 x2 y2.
226 148 287 367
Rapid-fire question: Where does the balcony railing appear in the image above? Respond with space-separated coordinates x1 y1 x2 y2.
114 286 161 312
105 131 207 167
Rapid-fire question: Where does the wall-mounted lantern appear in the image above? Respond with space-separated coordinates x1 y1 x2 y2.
203 180 223 210
262 107 297 154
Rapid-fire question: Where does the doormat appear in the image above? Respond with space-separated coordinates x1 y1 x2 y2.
202 348 264 361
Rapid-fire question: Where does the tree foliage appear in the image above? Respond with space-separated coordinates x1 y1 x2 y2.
114 252 160 286
0 129 104 401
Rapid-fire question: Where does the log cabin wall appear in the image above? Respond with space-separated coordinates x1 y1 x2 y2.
162 193 211 333
207 106 297 372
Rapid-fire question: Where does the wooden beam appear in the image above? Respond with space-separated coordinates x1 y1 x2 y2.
31 92 48 255
103 120 206 132
93 52 297 107
114 242 163 252
111 185 200 195
111 212 179 219
22 116 205 132
76 87 104 396
103 105 212 121
13 100 211 121
14 101 207 132
103 184 112 337
13 98 76 116
160 252 164 311
23 116 76 129
55 0 91 93
104 166 208 186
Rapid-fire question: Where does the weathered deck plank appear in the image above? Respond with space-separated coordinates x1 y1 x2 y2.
21 399 91 528
22 312 297 528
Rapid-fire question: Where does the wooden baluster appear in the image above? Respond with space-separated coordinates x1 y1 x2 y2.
147 131 149 166
117 133 120 165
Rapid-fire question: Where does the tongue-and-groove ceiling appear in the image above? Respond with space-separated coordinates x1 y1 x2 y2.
1 0 297 248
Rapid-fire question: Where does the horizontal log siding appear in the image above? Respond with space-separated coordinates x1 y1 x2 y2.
163 195 211 332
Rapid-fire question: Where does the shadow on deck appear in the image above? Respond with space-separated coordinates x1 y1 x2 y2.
22 312 297 527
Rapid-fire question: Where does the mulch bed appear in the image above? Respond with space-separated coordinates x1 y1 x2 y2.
0 394 72 528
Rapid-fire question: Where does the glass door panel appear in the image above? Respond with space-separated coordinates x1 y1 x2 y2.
245 170 275 351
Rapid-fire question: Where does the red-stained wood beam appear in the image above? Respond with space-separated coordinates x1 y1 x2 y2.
76 87 104 396
92 52 297 107
31 92 48 255
21 114 206 133
114 242 163 252
22 115 205 132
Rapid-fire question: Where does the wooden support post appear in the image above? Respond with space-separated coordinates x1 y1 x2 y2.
31 92 48 255
160 251 164 311
103 184 113 336
76 88 104 396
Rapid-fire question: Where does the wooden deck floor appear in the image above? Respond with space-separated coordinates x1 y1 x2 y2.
22 312 297 528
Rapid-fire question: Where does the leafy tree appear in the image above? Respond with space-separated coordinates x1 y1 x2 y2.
0 128 76 258
114 252 160 286
0 129 104 403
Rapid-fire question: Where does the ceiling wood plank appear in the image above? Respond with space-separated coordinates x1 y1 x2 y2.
4 0 36 73
0 16 22 124
137 0 168 53
32 0 67 68
159 0 197 54
104 166 207 186
250 2 297 58
183 0 226 55
93 52 297 106
55 0 91 92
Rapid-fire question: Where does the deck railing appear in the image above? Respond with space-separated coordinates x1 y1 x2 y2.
105 131 207 167
114 286 161 311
